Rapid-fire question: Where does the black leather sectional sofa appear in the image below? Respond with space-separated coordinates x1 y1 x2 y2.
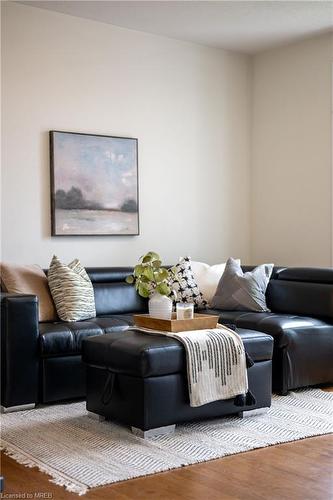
1 266 332 411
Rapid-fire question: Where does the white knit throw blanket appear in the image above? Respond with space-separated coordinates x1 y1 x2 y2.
131 324 249 407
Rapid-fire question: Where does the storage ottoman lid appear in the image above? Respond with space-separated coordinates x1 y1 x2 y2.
82 328 273 378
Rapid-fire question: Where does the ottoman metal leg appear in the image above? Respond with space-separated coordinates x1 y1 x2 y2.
238 407 269 418
131 424 176 439
1 403 35 413
87 411 106 422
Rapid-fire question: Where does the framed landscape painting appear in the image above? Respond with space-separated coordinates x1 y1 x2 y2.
50 131 139 236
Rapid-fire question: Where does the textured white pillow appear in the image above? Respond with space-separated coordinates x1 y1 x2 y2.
191 259 240 305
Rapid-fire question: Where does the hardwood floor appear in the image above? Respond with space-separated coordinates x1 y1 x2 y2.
1 435 332 500
1 389 332 500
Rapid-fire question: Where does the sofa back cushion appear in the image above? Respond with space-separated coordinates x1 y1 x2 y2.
277 267 333 284
85 268 147 315
267 267 333 320
93 283 147 315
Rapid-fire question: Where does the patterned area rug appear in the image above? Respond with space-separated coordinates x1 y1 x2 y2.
1 389 332 495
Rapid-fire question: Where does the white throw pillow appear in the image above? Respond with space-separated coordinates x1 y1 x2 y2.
191 259 240 305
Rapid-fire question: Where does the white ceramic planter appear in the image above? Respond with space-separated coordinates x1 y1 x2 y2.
148 292 173 320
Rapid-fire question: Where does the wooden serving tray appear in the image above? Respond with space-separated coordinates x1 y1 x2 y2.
133 313 219 333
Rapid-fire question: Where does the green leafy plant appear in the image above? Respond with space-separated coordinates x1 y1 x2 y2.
126 251 176 299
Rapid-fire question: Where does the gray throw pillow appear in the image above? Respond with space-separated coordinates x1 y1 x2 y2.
210 257 273 312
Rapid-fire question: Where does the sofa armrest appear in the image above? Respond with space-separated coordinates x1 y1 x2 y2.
1 293 39 408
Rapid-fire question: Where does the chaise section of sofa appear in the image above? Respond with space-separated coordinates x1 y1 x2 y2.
207 267 333 394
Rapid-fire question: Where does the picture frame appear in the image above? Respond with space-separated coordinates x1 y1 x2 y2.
49 130 139 236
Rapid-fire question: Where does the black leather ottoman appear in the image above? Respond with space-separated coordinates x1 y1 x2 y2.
82 328 273 437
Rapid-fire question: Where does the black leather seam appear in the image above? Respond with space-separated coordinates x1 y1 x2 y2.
240 335 273 340
63 324 75 351
139 346 183 355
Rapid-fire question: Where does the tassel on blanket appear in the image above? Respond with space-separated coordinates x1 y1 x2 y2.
246 390 256 406
246 352 255 368
234 390 256 407
234 394 246 407
234 351 256 407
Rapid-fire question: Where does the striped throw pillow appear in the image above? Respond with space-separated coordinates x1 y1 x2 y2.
48 256 96 322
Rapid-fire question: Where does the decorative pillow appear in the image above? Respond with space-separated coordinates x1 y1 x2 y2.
169 257 207 309
210 257 274 312
48 256 96 322
0 262 57 322
191 259 240 305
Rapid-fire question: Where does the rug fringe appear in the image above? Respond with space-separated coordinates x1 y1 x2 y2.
1 444 88 496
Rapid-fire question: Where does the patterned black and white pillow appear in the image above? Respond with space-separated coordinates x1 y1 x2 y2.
169 257 207 309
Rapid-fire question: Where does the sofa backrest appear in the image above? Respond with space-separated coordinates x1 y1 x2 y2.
85 267 147 315
267 268 333 321
86 265 282 316
40 264 332 321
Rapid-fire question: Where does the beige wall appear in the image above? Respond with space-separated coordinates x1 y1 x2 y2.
2 3 332 270
1 2 252 267
252 33 333 267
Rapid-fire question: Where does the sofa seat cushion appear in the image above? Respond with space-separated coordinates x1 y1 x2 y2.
82 328 273 378
206 309 333 349
39 315 134 357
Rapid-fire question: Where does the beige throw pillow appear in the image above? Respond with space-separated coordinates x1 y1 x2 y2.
48 256 96 322
0 262 58 322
